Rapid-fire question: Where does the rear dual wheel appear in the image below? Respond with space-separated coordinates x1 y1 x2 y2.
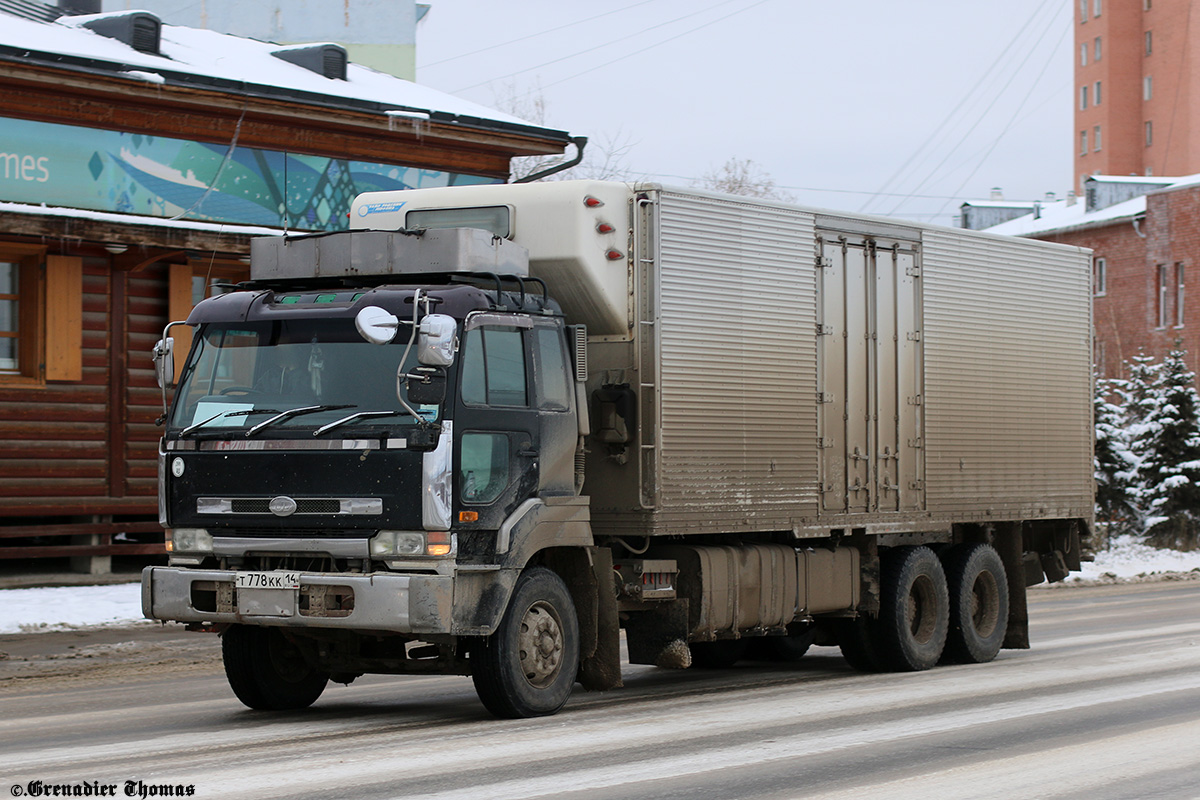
838 544 1009 673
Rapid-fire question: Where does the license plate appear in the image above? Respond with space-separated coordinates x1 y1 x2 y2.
235 571 301 590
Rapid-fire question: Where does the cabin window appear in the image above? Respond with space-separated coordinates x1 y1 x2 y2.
460 326 528 407
460 432 509 504
0 244 79 385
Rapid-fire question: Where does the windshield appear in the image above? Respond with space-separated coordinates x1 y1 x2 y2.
169 319 428 435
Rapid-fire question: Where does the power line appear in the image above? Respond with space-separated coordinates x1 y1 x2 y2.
452 0 750 93
857 0 1059 214
885 0 1066 215
419 0 663 70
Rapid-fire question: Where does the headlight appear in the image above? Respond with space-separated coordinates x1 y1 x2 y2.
370 531 426 557
370 530 455 558
166 528 213 554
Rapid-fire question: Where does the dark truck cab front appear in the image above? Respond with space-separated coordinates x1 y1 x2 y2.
143 228 600 717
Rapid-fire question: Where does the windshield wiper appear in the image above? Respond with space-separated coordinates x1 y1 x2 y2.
313 410 411 437
181 408 281 436
245 404 356 437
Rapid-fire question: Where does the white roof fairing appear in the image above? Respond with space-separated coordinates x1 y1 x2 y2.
0 10 561 138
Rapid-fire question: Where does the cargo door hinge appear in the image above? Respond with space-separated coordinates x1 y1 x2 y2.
818 437 835 449
906 331 922 341
906 265 921 277
908 437 923 449
817 391 835 404
816 323 834 336
909 479 925 490
907 395 923 406
816 256 833 269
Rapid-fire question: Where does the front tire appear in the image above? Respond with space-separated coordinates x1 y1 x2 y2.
941 543 1009 664
876 546 949 671
222 625 329 710
471 567 580 719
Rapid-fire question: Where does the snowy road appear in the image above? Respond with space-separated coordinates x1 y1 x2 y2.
1 581 1198 799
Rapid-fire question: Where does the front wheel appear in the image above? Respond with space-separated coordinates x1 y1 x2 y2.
471 567 580 719
222 625 329 710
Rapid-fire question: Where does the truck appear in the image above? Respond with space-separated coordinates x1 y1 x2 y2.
143 180 1093 718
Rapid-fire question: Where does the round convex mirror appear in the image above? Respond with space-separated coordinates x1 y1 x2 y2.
355 305 400 345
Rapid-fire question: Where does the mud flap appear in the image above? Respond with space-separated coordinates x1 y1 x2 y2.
993 521 1030 649
578 547 622 690
625 600 692 668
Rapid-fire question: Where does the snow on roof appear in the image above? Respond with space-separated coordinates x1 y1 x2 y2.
983 173 1200 237
0 199 281 237
985 194 1146 237
0 10 546 133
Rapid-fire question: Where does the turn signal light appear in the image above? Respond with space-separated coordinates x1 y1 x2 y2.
427 531 452 557
458 510 479 522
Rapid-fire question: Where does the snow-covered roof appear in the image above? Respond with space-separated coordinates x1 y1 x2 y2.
984 173 1200 237
985 195 1145 237
0 199 280 238
0 9 564 141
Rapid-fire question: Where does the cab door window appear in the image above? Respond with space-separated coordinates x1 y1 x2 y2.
461 326 528 407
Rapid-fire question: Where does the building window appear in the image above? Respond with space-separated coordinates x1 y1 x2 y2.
1144 75 1153 100
1081 43 1089 66
1175 263 1185 327
0 262 20 373
0 245 81 384
1080 85 1089 110
1158 264 1170 328
1094 257 1107 296
1080 130 1089 155
1146 120 1154 146
1145 30 1152 55
1095 36 1102 60
1080 0 1088 22
1095 81 1102 105
1094 125 1102 151
1093 0 1102 15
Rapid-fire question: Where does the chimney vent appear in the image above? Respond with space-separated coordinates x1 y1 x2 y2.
80 12 162 54
990 187 1003 200
272 44 348 80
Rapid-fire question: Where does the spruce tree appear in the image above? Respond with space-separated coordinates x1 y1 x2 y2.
1120 351 1163 528
1093 375 1138 535
1139 349 1200 550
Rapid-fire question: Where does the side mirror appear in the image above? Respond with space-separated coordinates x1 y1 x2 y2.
355 306 400 345
406 365 447 406
153 337 175 389
418 314 458 366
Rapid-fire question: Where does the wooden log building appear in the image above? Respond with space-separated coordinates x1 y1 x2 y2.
0 1 571 571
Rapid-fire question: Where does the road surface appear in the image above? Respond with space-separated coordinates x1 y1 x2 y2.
1 580 1198 799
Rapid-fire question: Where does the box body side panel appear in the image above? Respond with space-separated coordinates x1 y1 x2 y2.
920 229 1093 520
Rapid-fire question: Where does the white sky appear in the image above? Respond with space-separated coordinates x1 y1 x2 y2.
415 0 1075 227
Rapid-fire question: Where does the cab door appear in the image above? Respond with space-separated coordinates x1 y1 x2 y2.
452 316 541 531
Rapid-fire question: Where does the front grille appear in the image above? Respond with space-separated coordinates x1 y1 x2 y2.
230 499 341 514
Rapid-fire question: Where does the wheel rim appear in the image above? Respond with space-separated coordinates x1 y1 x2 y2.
517 600 564 688
969 571 1000 637
266 630 312 684
906 575 939 645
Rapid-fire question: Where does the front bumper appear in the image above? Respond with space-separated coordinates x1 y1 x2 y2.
141 566 454 634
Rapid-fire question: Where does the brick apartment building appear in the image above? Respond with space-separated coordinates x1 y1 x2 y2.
1075 0 1200 192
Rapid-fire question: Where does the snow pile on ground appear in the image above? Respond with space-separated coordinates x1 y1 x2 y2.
0 582 148 634
1071 534 1200 583
1 537 1198 634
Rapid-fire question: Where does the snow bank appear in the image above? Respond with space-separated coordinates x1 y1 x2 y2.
0 582 148 634
1070 535 1200 583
